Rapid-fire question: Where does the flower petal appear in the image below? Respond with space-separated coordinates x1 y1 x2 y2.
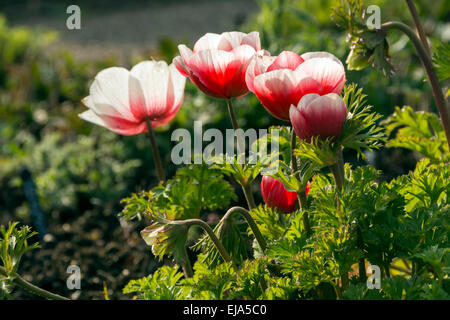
301 51 343 65
194 33 221 52
297 93 320 110
79 110 146 135
173 45 194 77
170 63 187 109
188 49 246 98
79 109 108 128
147 63 186 127
173 55 190 77
178 44 194 63
261 176 297 213
266 51 304 72
299 93 347 139
295 57 346 94
217 31 247 51
245 52 275 93
129 60 175 121
241 31 261 51
289 105 310 140
253 69 299 120
88 67 135 120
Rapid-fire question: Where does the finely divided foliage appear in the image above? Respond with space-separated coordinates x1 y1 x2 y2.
2 0 449 301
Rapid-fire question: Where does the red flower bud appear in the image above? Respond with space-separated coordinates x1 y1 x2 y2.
289 93 347 141
261 176 310 214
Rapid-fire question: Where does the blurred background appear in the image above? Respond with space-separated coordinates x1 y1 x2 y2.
0 0 448 299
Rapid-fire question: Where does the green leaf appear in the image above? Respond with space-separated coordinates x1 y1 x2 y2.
182 257 237 299
123 266 186 300
193 213 249 268
339 84 386 158
433 41 450 82
332 0 395 77
0 222 40 274
248 205 290 241
383 106 449 163
120 164 236 221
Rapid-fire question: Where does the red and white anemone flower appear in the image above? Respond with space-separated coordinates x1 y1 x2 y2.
79 60 186 135
173 31 264 99
245 51 346 121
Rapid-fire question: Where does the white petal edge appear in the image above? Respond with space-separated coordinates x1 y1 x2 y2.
194 33 221 52
89 67 135 120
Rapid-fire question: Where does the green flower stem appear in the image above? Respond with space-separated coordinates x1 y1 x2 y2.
181 247 194 278
405 0 431 57
297 191 311 235
0 265 69 300
170 219 232 263
329 148 345 192
222 206 267 252
221 206 269 292
242 183 257 210
381 21 450 150
225 99 257 210
356 225 367 282
290 128 312 236
329 148 351 286
332 282 343 300
145 117 166 184
226 99 245 154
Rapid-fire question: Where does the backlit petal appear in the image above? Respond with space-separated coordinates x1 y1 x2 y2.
217 31 247 51
245 52 275 93
295 57 346 94
241 31 261 51
89 67 135 120
129 60 174 121
194 33 221 52
266 51 304 72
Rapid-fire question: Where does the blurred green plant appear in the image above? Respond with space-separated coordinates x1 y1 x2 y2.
0 222 68 300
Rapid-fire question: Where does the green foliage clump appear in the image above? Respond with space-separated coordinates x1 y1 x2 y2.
0 222 40 299
383 106 449 162
123 89 449 300
121 164 236 221
123 266 186 300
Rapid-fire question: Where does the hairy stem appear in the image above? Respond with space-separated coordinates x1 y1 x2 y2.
381 21 450 150
170 219 232 263
298 191 311 235
329 148 349 284
226 99 245 154
329 148 345 192
242 183 257 210
181 247 194 278
290 129 311 236
405 0 431 57
145 118 165 184
225 99 257 210
0 266 69 300
356 224 367 282
222 206 267 252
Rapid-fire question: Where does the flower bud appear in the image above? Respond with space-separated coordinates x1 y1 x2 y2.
261 176 297 213
289 93 347 141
